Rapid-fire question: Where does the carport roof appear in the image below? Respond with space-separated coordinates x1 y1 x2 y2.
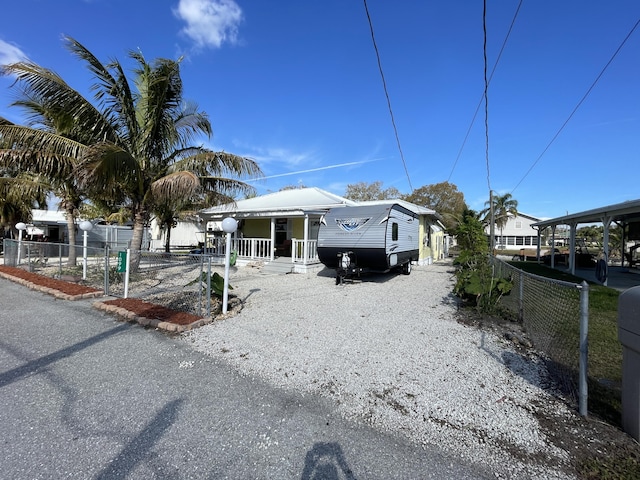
532 198 640 228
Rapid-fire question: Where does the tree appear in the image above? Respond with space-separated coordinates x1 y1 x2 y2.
279 183 307 191
344 181 400 201
481 192 518 249
0 36 262 266
402 181 466 231
0 170 48 238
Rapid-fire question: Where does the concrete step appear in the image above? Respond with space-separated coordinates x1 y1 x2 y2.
261 259 295 275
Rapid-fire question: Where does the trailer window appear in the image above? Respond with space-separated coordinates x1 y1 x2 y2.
392 222 398 241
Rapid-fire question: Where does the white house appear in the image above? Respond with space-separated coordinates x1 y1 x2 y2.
485 212 543 249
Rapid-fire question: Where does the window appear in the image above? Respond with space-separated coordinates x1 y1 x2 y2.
516 237 524 245
515 221 522 229
392 223 398 241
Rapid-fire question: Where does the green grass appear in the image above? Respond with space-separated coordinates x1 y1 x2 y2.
509 261 623 426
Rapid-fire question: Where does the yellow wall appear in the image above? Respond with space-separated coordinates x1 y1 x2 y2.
418 216 446 263
419 217 430 260
291 218 304 238
242 218 270 237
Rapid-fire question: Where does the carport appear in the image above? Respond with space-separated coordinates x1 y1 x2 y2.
531 199 640 287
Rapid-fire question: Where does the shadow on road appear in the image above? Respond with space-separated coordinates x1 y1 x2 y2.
0 323 130 388
94 399 184 480
301 442 356 480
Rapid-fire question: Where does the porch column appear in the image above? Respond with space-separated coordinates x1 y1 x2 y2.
270 217 275 261
619 221 626 268
602 215 612 287
551 226 556 268
303 214 309 265
569 222 577 275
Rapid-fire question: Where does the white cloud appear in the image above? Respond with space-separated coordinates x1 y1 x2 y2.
174 0 243 49
0 39 28 65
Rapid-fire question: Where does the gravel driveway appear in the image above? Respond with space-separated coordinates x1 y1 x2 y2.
183 260 576 479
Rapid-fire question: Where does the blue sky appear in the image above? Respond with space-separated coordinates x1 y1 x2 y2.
1 0 638 220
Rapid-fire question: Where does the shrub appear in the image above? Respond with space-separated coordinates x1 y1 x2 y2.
451 208 512 313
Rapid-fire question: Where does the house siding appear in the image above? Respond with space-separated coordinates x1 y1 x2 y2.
243 218 270 238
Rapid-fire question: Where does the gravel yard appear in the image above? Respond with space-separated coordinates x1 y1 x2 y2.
182 260 578 479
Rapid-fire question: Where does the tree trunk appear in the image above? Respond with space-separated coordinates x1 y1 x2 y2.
164 222 171 253
129 210 147 271
65 209 77 266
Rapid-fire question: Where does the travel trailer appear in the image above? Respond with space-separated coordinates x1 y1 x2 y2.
317 203 419 283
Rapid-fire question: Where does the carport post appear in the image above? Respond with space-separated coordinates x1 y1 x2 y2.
579 281 589 417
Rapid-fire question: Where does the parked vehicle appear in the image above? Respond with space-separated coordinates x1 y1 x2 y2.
317 203 419 284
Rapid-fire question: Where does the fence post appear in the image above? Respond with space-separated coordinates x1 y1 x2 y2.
579 280 589 417
518 271 524 322
206 256 212 317
58 243 63 278
124 248 131 299
104 244 110 295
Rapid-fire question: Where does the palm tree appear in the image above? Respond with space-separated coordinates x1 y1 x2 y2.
481 193 518 249
0 36 262 266
0 170 49 239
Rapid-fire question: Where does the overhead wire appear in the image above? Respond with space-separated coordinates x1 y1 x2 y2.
447 0 523 183
363 0 414 192
511 17 640 193
483 0 491 193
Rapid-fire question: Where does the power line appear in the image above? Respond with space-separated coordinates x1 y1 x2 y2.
483 0 491 193
512 17 640 193
363 0 414 192
447 0 523 183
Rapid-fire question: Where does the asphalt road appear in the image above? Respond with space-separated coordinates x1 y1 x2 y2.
0 278 489 479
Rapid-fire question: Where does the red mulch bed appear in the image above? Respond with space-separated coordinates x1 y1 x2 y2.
0 265 201 326
101 298 202 325
0 265 100 296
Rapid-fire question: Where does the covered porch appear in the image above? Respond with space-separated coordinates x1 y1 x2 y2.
199 187 356 272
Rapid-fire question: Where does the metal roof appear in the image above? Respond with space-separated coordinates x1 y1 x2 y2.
357 199 439 217
532 199 640 228
200 187 357 218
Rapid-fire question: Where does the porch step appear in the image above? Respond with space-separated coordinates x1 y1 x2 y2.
261 257 327 275
261 257 295 275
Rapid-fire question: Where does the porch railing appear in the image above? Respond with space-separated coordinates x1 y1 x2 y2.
204 236 319 264
232 238 272 259
292 238 318 265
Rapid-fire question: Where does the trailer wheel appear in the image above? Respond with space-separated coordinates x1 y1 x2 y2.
402 262 412 275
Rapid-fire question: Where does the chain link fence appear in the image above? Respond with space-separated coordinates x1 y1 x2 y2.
2 239 109 284
490 256 589 413
2 239 225 318
113 250 225 317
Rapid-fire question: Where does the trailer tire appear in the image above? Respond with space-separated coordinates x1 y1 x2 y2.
402 262 412 275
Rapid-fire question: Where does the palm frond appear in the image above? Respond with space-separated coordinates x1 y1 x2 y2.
150 171 201 203
1 60 117 144
79 142 141 193
0 125 85 159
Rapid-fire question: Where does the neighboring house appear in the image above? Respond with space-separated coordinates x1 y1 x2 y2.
485 212 543 249
17 209 134 250
148 217 205 252
199 188 446 271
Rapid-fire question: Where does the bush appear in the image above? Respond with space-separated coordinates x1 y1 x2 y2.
451 209 512 313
